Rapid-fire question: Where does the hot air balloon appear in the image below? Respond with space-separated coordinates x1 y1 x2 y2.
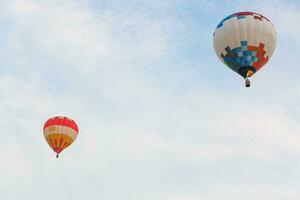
213 12 276 87
43 116 79 158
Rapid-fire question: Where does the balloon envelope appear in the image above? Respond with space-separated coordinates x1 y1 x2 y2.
43 116 79 157
213 12 276 79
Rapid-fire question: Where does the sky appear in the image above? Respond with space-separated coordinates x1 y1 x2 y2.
0 0 300 199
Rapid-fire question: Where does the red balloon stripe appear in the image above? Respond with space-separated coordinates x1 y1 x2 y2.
43 116 79 133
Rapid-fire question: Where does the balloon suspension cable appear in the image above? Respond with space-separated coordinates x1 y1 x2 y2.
245 77 251 88
56 153 59 158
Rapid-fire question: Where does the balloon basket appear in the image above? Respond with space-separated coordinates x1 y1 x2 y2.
245 78 250 87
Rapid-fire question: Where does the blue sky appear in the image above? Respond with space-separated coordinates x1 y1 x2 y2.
1 0 300 199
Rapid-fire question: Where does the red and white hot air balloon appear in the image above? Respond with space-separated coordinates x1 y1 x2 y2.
43 116 79 158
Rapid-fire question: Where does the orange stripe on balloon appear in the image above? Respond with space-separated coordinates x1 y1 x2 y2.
61 142 69 151
54 139 58 148
47 138 55 150
58 137 63 149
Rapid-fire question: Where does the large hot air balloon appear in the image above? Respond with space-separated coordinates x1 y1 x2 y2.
43 116 79 158
213 12 276 87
